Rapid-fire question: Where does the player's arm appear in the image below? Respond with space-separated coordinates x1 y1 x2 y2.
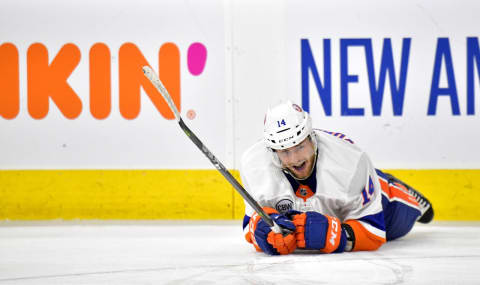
341 153 387 251
245 207 297 255
288 154 386 253
240 157 297 255
290 213 385 253
242 201 256 244
241 194 297 255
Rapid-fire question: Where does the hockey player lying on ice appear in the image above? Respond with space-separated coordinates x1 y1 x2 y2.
241 100 434 255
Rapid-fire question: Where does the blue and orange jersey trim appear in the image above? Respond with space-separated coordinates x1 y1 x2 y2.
317 129 355 144
243 215 253 244
345 218 387 251
376 170 420 209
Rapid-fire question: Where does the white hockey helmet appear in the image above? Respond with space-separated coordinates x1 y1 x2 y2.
264 100 313 150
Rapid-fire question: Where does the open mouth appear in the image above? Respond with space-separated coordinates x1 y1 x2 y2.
292 161 306 172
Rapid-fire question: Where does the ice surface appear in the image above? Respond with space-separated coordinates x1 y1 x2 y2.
0 221 479 284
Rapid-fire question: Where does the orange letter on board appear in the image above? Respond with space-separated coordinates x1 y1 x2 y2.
90 43 111 119
0 43 19 119
119 42 180 120
27 43 82 119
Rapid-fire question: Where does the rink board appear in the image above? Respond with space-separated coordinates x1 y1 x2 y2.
1 1 480 222
0 169 479 221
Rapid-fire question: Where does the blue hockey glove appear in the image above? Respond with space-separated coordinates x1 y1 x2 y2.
291 211 347 253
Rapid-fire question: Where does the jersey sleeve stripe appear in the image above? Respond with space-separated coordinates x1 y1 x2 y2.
345 219 386 251
358 220 386 239
378 176 420 209
358 211 386 231
242 215 250 230
243 215 253 243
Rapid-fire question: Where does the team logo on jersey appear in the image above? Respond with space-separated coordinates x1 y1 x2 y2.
275 199 293 214
300 187 308 196
295 185 314 202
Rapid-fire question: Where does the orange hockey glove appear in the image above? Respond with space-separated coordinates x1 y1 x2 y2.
247 207 297 255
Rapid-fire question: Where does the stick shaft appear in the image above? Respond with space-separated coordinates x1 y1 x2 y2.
178 119 274 226
142 66 274 227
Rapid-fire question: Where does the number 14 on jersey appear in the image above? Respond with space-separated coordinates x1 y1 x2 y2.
362 176 375 205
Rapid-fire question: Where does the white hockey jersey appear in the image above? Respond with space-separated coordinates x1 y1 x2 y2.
240 130 387 251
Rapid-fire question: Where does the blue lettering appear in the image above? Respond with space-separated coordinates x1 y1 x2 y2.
301 39 331 115
340 39 367 116
467 37 480 115
367 38 411 116
428 38 460 115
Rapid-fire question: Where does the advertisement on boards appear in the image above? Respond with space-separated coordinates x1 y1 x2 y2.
0 0 226 169
287 0 480 168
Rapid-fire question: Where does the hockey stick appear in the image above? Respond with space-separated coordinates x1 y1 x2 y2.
142 66 282 232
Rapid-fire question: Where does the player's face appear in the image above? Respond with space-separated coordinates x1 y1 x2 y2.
276 137 316 179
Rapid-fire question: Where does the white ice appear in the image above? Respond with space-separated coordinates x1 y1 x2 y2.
0 221 479 284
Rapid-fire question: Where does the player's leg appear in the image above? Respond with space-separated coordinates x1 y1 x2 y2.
376 170 432 241
381 172 434 224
